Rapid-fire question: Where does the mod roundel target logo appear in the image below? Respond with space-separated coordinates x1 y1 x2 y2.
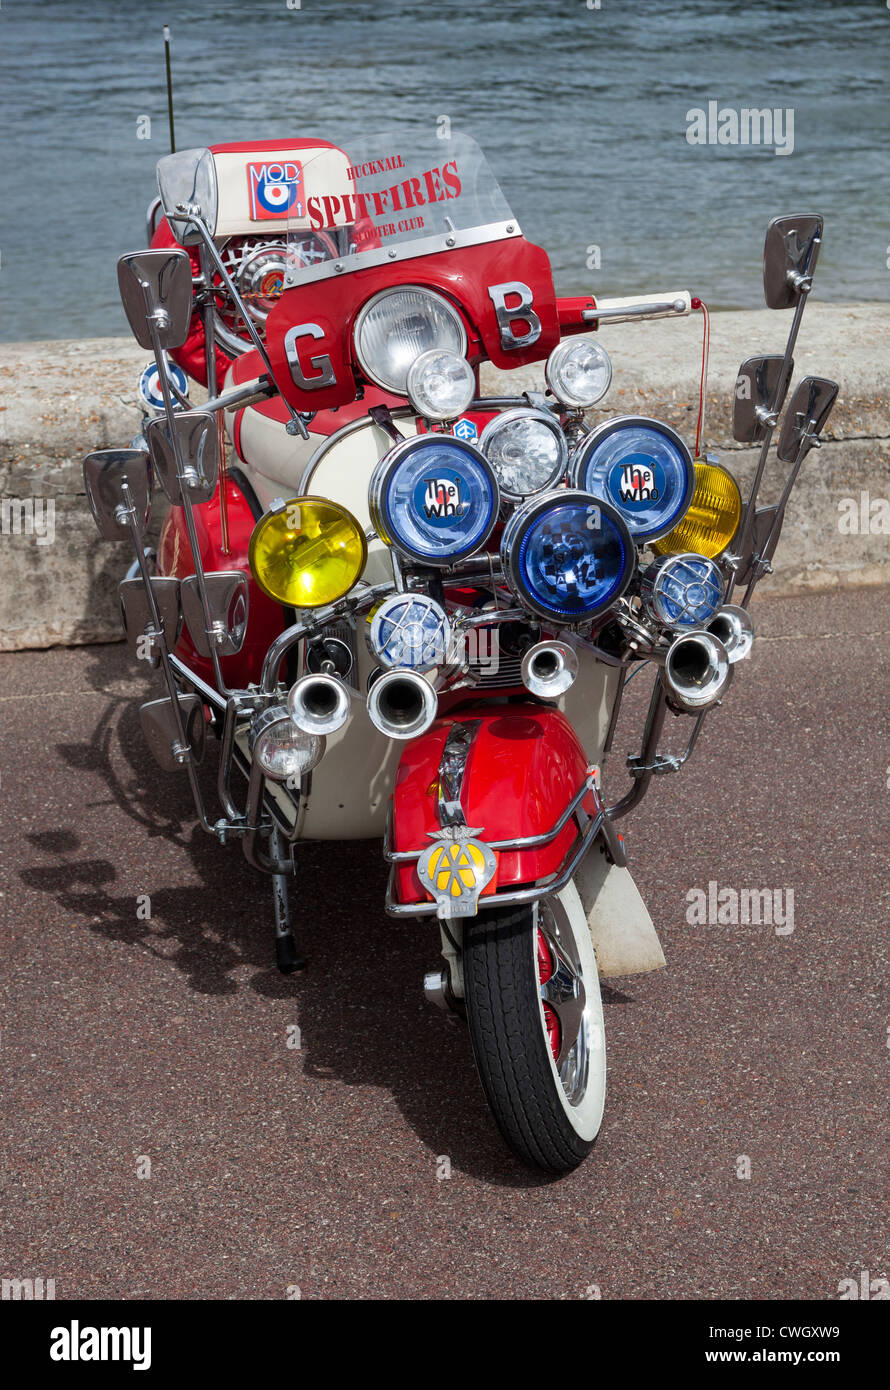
247 160 304 221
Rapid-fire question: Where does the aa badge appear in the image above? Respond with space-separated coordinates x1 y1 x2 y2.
417 829 497 919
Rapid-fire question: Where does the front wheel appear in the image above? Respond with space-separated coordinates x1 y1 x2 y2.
463 880 606 1174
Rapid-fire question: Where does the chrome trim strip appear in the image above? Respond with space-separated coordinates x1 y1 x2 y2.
384 772 599 861
284 222 521 289
298 408 417 495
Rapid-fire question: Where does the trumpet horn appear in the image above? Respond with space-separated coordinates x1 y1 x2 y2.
521 641 579 698
662 630 733 712
287 673 352 736
705 604 755 664
366 669 438 741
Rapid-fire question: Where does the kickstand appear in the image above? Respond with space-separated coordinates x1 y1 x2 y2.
270 824 306 974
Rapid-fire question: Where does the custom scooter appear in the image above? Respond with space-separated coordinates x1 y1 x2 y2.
84 132 836 1172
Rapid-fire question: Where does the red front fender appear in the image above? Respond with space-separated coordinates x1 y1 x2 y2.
391 704 599 907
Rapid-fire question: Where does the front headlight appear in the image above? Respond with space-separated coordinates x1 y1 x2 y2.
250 706 325 781
354 286 467 394
368 435 499 567
500 489 635 624
479 407 568 500
248 496 367 608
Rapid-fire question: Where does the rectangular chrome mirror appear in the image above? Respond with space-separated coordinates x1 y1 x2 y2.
763 213 823 310
180 572 249 657
776 376 839 463
139 694 206 772
732 355 795 443
156 147 218 245
117 248 193 351
144 410 219 504
83 449 152 541
119 576 181 664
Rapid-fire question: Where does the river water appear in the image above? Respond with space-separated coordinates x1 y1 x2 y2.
1 0 887 340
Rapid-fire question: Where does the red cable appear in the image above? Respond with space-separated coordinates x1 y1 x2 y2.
690 296 709 460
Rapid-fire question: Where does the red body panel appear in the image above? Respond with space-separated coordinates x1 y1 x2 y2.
264 237 560 413
391 706 597 905
157 475 285 690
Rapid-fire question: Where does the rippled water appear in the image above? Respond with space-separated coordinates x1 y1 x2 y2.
2 0 887 340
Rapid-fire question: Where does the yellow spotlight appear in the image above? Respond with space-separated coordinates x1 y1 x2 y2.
651 460 742 560
248 496 367 608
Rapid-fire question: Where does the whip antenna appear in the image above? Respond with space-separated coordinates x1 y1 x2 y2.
163 26 176 153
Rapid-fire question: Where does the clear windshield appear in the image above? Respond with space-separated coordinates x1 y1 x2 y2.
282 132 516 287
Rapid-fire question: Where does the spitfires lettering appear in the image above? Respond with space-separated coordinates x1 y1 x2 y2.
247 161 304 221
306 160 461 232
615 460 660 505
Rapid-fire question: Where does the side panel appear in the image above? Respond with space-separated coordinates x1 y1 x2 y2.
391 705 597 905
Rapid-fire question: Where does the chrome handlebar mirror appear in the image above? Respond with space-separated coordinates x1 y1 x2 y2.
156 147 218 245
763 213 823 310
776 376 838 464
117 249 193 351
732 354 795 444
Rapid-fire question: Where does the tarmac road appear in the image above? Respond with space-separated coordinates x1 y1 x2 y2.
1 587 888 1301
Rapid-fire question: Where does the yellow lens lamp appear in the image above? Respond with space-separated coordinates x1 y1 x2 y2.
248 497 367 608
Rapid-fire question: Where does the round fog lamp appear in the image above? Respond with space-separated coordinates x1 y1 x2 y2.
545 338 612 408
250 706 325 781
641 553 724 628
500 488 635 624
650 459 742 559
479 408 568 500
368 593 452 670
369 435 499 567
570 415 695 544
248 496 367 608
406 349 475 422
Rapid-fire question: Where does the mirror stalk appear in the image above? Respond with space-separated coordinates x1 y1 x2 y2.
183 208 309 440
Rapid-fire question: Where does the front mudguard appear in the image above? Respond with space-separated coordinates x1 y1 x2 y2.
390 703 665 975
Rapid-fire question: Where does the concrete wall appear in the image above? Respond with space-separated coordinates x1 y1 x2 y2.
1 302 887 651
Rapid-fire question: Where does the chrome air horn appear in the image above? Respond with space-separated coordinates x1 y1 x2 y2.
706 605 755 664
521 641 579 698
366 669 438 741
287 673 352 736
662 630 732 712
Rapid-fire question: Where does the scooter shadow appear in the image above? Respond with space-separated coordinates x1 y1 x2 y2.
21 649 569 1185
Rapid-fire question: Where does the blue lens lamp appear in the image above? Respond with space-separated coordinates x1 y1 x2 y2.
368 435 499 567
570 416 695 544
500 488 635 624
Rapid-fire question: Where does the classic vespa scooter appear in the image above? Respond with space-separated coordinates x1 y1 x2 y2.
84 132 836 1171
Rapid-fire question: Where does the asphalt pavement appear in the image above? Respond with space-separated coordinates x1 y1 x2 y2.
1 587 888 1300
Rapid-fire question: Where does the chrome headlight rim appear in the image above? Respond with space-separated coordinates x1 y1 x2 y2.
640 551 725 630
368 434 500 569
569 414 696 543
544 337 613 408
478 406 569 501
353 284 468 395
499 486 636 625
